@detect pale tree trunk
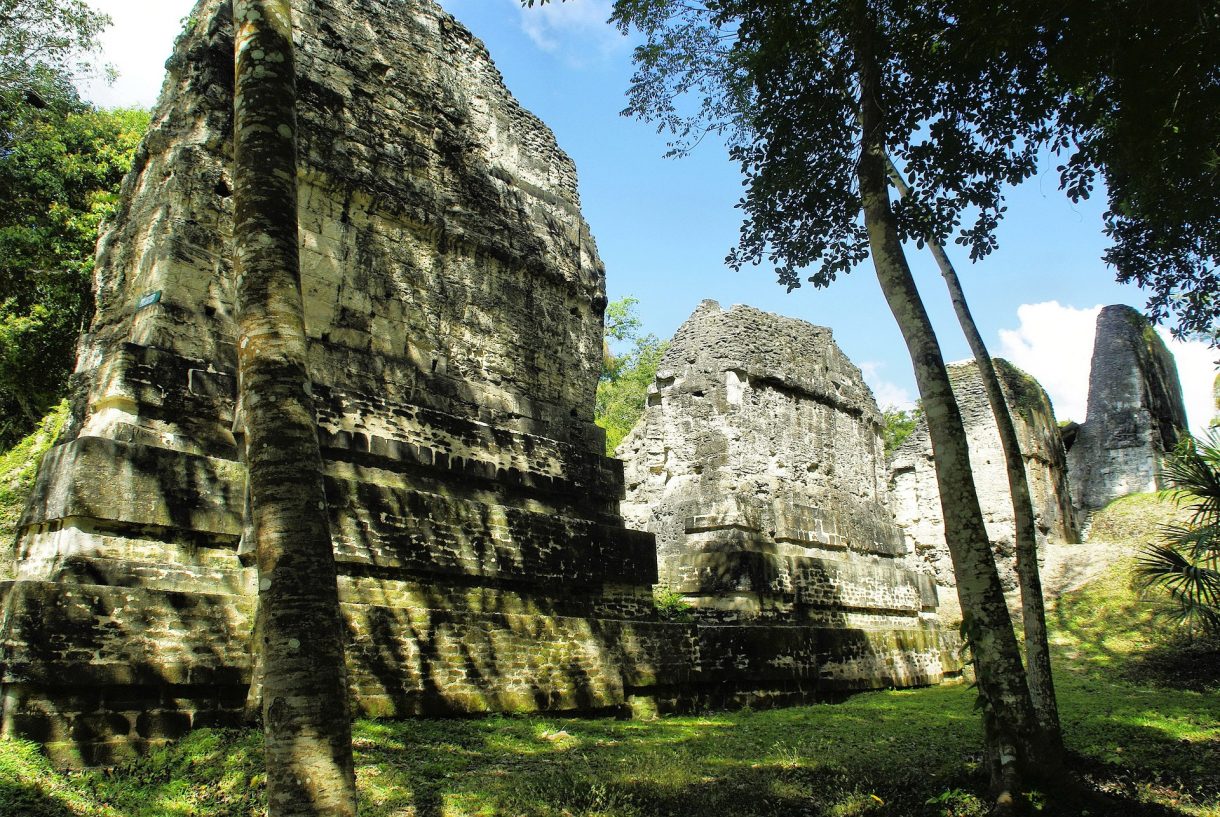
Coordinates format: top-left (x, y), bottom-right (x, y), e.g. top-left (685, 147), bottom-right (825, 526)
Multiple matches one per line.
top-left (885, 158), bottom-right (1063, 758)
top-left (852, 4), bottom-right (1038, 807)
top-left (232, 2), bottom-right (358, 815)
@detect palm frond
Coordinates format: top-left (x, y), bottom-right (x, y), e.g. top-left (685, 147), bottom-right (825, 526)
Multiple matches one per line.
top-left (1161, 432), bottom-right (1220, 525)
top-left (1143, 433), bottom-right (1220, 638)
top-left (1136, 544), bottom-right (1220, 635)
top-left (1158, 521), bottom-right (1220, 561)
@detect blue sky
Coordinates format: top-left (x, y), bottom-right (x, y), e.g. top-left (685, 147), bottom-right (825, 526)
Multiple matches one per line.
top-left (83, 0), bottom-right (1217, 429)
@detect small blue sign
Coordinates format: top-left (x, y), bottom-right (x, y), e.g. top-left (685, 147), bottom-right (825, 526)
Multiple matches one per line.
top-left (136, 290), bottom-right (162, 311)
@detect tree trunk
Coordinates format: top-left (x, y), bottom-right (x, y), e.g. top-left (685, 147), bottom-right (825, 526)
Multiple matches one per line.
top-left (885, 157), bottom-right (1064, 758)
top-left (852, 4), bottom-right (1037, 807)
top-left (232, 2), bottom-right (358, 815)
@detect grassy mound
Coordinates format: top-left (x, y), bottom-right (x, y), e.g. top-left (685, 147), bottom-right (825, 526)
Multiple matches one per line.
top-left (1086, 491), bottom-right (1191, 550)
top-left (1066, 492), bottom-right (1220, 693)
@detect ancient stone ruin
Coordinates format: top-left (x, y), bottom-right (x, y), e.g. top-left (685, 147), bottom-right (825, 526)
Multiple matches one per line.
top-left (0, 1), bottom-right (948, 765)
top-left (889, 359), bottom-right (1077, 620)
top-left (1067, 305), bottom-right (1190, 512)
top-left (618, 301), bottom-right (949, 693)
top-left (0, 0), bottom-right (672, 765)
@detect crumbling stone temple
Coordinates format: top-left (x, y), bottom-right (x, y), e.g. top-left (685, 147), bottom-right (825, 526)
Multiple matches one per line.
top-left (889, 360), bottom-right (1078, 620)
top-left (0, 0), bottom-right (949, 765)
top-left (1067, 305), bottom-right (1190, 512)
top-left (618, 302), bottom-right (951, 695)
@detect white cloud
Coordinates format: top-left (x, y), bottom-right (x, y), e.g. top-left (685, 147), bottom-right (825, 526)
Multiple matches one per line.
top-left (83, 0), bottom-right (195, 109)
top-left (997, 301), bottom-right (1099, 423)
top-left (1156, 327), bottom-right (1218, 435)
top-left (508, 0), bottom-right (625, 64)
top-left (997, 301), bottom-right (1218, 434)
top-left (859, 362), bottom-right (916, 411)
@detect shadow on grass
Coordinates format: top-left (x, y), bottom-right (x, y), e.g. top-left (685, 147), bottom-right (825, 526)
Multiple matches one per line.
top-left (1124, 638), bottom-right (1220, 693)
top-left (0, 782), bottom-right (80, 817)
top-left (351, 682), bottom-right (1213, 817)
top-left (2, 677), bottom-right (1213, 817)
top-left (0, 739), bottom-right (101, 817)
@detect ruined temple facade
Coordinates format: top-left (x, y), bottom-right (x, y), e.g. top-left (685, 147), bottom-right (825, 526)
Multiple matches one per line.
top-left (0, 1), bottom-right (946, 764)
top-left (2, 0), bottom-right (671, 764)
top-left (889, 360), bottom-right (1077, 619)
top-left (618, 302), bottom-right (949, 691)
top-left (1068, 305), bottom-right (1190, 511)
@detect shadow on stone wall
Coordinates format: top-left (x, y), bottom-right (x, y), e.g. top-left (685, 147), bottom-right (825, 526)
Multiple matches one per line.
top-left (1, 440), bottom-right (254, 765)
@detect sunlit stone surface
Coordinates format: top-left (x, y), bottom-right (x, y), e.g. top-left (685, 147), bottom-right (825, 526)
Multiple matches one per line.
top-left (889, 359), bottom-right (1078, 623)
top-left (1, 2), bottom-right (953, 765)
top-left (618, 301), bottom-right (951, 699)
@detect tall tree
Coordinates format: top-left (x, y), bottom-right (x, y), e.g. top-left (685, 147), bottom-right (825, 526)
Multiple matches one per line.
top-left (887, 158), bottom-right (1062, 757)
top-left (851, 15), bottom-right (1037, 803)
top-left (528, 0), bottom-right (1052, 804)
top-left (231, 1), bottom-right (357, 814)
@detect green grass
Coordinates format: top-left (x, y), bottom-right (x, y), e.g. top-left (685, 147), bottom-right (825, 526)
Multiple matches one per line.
top-left (1086, 491), bottom-right (1191, 551)
top-left (0, 400), bottom-right (68, 577)
top-left (1, 493), bottom-right (1216, 817)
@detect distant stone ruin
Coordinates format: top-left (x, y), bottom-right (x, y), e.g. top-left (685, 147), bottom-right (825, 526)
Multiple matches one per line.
top-left (1068, 305), bottom-right (1190, 511)
top-left (0, 1), bottom-right (947, 765)
top-left (618, 301), bottom-right (950, 695)
top-left (889, 360), bottom-right (1077, 620)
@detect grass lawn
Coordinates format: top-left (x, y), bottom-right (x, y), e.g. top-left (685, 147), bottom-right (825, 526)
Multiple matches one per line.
top-left (1, 494), bottom-right (1216, 817)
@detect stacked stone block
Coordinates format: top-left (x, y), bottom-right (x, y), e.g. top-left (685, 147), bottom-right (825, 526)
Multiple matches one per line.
top-left (0, 0), bottom-right (950, 766)
top-left (617, 301), bottom-right (951, 703)
top-left (1, 0), bottom-right (679, 765)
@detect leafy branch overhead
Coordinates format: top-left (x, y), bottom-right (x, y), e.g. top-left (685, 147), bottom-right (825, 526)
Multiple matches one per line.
top-left (0, 0), bottom-right (112, 102)
top-left (525, 0), bottom-right (1219, 341)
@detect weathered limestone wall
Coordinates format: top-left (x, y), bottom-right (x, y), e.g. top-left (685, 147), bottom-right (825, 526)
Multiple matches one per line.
top-left (1068, 305), bottom-right (1190, 511)
top-left (1, 0), bottom-right (670, 766)
top-left (889, 360), bottom-right (1077, 620)
top-left (618, 302), bottom-right (951, 693)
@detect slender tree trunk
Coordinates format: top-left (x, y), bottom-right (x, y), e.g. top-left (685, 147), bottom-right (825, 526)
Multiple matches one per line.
top-left (852, 4), bottom-right (1037, 807)
top-left (232, 2), bottom-right (358, 815)
top-left (885, 158), bottom-right (1064, 758)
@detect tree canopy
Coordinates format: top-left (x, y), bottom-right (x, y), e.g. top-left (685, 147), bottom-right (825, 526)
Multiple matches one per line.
top-left (529, 0), bottom-right (1219, 339)
top-left (0, 0), bottom-right (134, 445)
top-left (597, 297), bottom-right (666, 453)
top-left (0, 97), bottom-right (148, 444)
top-left (930, 1), bottom-right (1219, 341)
top-left (0, 0), bottom-right (111, 106)
top-left (609, 0), bottom-right (1048, 291)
